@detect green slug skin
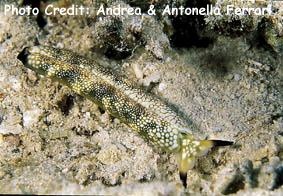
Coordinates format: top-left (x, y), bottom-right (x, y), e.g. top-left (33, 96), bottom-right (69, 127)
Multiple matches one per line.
top-left (17, 45), bottom-right (233, 187)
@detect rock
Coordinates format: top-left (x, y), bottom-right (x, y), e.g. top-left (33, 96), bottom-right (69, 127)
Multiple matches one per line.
top-left (91, 2), bottom-right (169, 59)
top-left (259, 17), bottom-right (283, 54)
top-left (132, 63), bottom-right (143, 80)
top-left (240, 159), bottom-right (257, 188)
top-left (23, 109), bottom-right (43, 128)
top-left (96, 144), bottom-right (121, 165)
top-left (214, 165), bottom-right (245, 195)
top-left (234, 74), bottom-right (241, 81)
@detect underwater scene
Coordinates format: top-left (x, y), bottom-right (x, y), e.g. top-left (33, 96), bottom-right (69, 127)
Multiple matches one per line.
top-left (0, 0), bottom-right (282, 195)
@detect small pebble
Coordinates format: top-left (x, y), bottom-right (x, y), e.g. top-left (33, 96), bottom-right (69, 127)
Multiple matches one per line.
top-left (234, 74), bottom-right (241, 81)
top-left (23, 109), bottom-right (42, 128)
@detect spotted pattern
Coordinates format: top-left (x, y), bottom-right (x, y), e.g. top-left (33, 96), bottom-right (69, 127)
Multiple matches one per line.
top-left (17, 46), bottom-right (226, 188)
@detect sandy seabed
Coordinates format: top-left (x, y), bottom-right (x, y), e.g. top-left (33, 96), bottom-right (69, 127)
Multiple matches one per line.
top-left (0, 0), bottom-right (282, 195)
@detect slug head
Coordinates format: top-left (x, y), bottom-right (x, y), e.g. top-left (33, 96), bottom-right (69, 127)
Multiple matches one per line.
top-left (17, 46), bottom-right (51, 76)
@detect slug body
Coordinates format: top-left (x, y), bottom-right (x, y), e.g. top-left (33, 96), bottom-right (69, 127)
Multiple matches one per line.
top-left (17, 46), bottom-right (232, 187)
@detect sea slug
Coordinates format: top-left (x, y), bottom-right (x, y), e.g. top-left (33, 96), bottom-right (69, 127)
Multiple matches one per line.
top-left (17, 45), bottom-right (233, 187)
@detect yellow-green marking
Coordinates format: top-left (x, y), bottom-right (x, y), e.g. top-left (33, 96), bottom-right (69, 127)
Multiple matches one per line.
top-left (17, 45), bottom-right (233, 187)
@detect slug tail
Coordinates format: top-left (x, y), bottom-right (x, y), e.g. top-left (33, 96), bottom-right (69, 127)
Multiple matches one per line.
top-left (177, 135), bottom-right (233, 188)
top-left (177, 154), bottom-right (195, 188)
top-left (210, 139), bottom-right (234, 147)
